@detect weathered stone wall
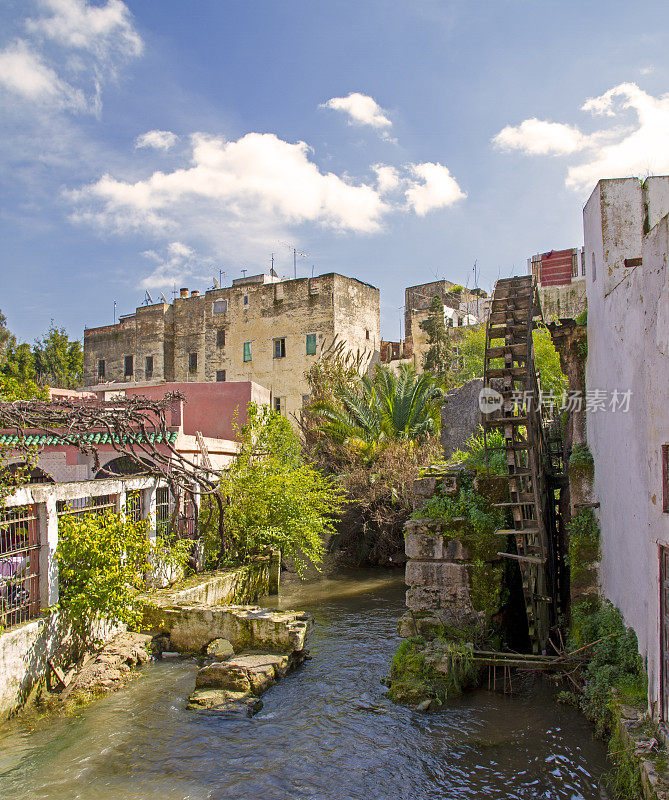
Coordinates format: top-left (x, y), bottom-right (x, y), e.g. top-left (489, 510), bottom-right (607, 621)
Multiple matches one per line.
top-left (84, 273), bottom-right (380, 424)
top-left (440, 379), bottom-right (483, 458)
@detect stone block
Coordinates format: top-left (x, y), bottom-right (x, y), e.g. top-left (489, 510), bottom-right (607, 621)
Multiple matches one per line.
top-left (205, 638), bottom-right (234, 660)
top-left (195, 663), bottom-right (252, 693)
top-left (404, 534), bottom-right (470, 562)
top-left (405, 560), bottom-right (470, 589)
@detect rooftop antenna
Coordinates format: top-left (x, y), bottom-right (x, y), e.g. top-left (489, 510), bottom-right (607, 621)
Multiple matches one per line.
top-left (279, 240), bottom-right (308, 279)
top-left (160, 291), bottom-right (168, 304)
top-left (113, 300), bottom-right (117, 325)
top-left (219, 269), bottom-right (226, 287)
top-left (241, 268), bottom-right (247, 279)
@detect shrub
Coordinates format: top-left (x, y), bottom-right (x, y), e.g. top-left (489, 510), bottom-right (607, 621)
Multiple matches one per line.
top-left (569, 443), bottom-right (594, 477)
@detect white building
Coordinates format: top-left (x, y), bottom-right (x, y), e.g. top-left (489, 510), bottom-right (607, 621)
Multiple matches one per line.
top-left (584, 177), bottom-right (669, 720)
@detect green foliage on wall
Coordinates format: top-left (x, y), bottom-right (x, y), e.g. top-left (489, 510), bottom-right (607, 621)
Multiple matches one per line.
top-left (567, 598), bottom-right (646, 737)
top-left (566, 508), bottom-right (600, 586)
top-left (412, 475), bottom-right (506, 616)
top-left (388, 637), bottom-right (479, 705)
top-left (569, 443), bottom-right (594, 477)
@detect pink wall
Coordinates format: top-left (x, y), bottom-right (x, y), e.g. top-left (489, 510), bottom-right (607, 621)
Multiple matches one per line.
top-left (123, 382), bottom-right (269, 440)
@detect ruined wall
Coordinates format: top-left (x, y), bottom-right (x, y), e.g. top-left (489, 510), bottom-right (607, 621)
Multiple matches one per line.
top-left (440, 379), bottom-right (483, 458)
top-left (584, 177), bottom-right (669, 716)
top-left (539, 281), bottom-right (586, 321)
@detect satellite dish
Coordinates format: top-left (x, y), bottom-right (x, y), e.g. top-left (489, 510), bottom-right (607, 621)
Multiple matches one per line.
top-left (213, 277), bottom-right (220, 289)
top-left (145, 290), bottom-right (153, 304)
top-left (160, 292), bottom-right (168, 304)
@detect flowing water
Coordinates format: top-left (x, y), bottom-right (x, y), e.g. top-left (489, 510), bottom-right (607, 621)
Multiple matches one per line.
top-left (0, 571), bottom-right (608, 800)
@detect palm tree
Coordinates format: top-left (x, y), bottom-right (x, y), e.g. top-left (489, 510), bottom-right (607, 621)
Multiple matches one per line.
top-left (310, 364), bottom-right (443, 460)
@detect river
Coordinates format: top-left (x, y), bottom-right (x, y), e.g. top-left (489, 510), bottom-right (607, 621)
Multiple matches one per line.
top-left (0, 571), bottom-right (608, 800)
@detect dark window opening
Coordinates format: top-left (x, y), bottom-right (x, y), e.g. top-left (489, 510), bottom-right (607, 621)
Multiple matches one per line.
top-left (216, 328), bottom-right (226, 347)
top-left (366, 329), bottom-right (370, 340)
top-left (243, 294), bottom-right (249, 306)
top-left (97, 359), bottom-right (105, 380)
top-left (216, 370), bottom-right (226, 382)
top-left (306, 333), bottom-right (317, 355)
top-left (243, 341), bottom-right (252, 362)
top-left (188, 352), bottom-right (198, 373)
top-left (145, 356), bottom-right (153, 378)
top-left (273, 338), bottom-right (286, 359)
top-left (124, 355), bottom-right (133, 377)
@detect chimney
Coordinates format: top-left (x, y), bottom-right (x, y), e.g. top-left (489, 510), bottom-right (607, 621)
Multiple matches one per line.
top-left (180, 288), bottom-right (189, 298)
top-left (191, 289), bottom-right (199, 297)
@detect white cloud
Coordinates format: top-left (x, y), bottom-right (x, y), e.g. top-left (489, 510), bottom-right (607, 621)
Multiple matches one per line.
top-left (493, 82), bottom-right (669, 192)
top-left (321, 92), bottom-right (392, 131)
top-left (493, 118), bottom-right (589, 155)
top-left (405, 162), bottom-right (466, 215)
top-left (0, 0), bottom-right (143, 116)
top-left (139, 241), bottom-right (211, 289)
top-left (374, 164), bottom-right (400, 194)
top-left (70, 131), bottom-right (391, 236)
top-left (0, 39), bottom-right (87, 110)
top-left (135, 130), bottom-right (178, 151)
top-left (26, 0), bottom-right (143, 60)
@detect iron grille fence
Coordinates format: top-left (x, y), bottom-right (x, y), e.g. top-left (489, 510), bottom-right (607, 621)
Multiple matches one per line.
top-left (156, 487), bottom-right (174, 536)
top-left (0, 504), bottom-right (40, 628)
top-left (125, 491), bottom-right (144, 523)
top-left (56, 494), bottom-right (116, 517)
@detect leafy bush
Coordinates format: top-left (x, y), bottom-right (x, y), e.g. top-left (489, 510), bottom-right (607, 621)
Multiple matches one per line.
top-left (57, 511), bottom-right (157, 633)
top-left (447, 426), bottom-right (508, 476)
top-left (569, 443), bottom-right (594, 476)
top-left (568, 598), bottom-right (646, 736)
top-left (202, 404), bottom-right (346, 575)
top-left (566, 509), bottom-right (600, 586)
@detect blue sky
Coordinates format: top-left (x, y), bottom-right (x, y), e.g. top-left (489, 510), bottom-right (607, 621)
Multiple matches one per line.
top-left (2, 0), bottom-right (669, 343)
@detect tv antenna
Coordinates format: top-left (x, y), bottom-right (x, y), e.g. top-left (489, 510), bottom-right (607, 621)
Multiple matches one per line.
top-left (219, 269), bottom-right (226, 287)
top-left (241, 268), bottom-right (247, 279)
top-left (279, 241), bottom-right (308, 279)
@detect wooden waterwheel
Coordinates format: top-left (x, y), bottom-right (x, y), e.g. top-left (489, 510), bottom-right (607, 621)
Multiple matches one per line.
top-left (483, 275), bottom-right (564, 653)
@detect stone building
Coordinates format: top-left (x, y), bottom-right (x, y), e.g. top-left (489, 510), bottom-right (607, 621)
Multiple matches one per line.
top-left (83, 273), bottom-right (380, 422)
top-left (583, 176), bottom-right (669, 721)
top-left (527, 247), bottom-right (587, 320)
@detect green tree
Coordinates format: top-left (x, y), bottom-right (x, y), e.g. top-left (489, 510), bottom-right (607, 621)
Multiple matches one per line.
top-left (447, 324), bottom-right (567, 398)
top-left (0, 309), bottom-right (45, 401)
top-left (310, 364), bottom-right (443, 462)
top-left (204, 404), bottom-right (346, 573)
top-left (34, 322), bottom-right (83, 389)
top-left (419, 295), bottom-right (451, 374)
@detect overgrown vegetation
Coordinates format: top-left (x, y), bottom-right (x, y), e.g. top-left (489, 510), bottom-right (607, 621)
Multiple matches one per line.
top-left (56, 509), bottom-right (190, 635)
top-left (201, 403), bottom-right (346, 574)
top-left (419, 295), bottom-right (451, 374)
top-left (412, 472), bottom-right (506, 616)
top-left (569, 443), bottom-right (594, 477)
top-left (426, 426), bottom-right (509, 477)
top-left (565, 598), bottom-right (647, 737)
top-left (566, 509), bottom-right (600, 587)
top-left (388, 636), bottom-right (480, 705)
top-left (302, 350), bottom-right (444, 566)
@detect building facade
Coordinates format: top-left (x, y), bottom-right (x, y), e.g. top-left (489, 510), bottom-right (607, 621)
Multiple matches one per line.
top-left (527, 247), bottom-right (587, 319)
top-left (584, 176), bottom-right (669, 720)
top-left (84, 273), bottom-right (380, 422)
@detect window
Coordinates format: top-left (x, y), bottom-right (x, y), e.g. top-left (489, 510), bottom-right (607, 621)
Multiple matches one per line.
top-left (581, 250), bottom-right (586, 276)
top-left (243, 341), bottom-right (252, 362)
top-left (571, 251), bottom-right (578, 278)
top-left (213, 299), bottom-right (227, 314)
top-left (592, 252), bottom-right (596, 282)
top-left (216, 328), bottom-right (226, 347)
top-left (216, 370), bottom-right (226, 382)
top-left (663, 445), bottom-right (669, 513)
top-left (306, 333), bottom-right (317, 356)
top-left (124, 355), bottom-right (133, 377)
top-left (243, 294), bottom-right (249, 306)
top-left (145, 356), bottom-right (153, 378)
top-left (188, 352), bottom-right (197, 373)
top-left (274, 396), bottom-right (286, 415)
top-left (366, 329), bottom-right (370, 340)
top-left (273, 337), bottom-right (286, 359)
top-left (97, 358), bottom-right (105, 380)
